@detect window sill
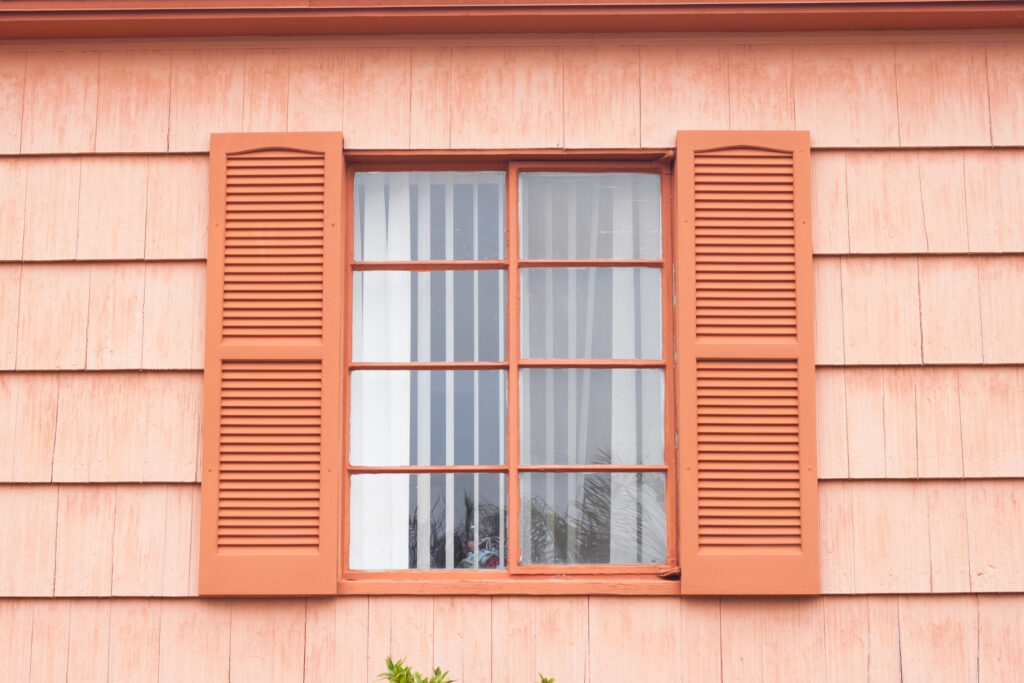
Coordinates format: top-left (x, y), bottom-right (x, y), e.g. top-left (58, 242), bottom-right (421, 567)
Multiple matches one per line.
top-left (337, 576), bottom-right (680, 596)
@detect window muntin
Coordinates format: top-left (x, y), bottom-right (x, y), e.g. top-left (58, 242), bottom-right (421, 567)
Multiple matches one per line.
top-left (344, 161), bottom-right (675, 578)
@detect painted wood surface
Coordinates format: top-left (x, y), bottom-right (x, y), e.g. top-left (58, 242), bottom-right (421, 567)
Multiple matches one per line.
top-left (5, 257), bottom-right (1022, 371)
top-left (4, 150), bottom-right (1024, 263)
top-left (2, 29), bottom-right (1024, 683)
top-left (0, 37), bottom-right (1022, 153)
top-left (817, 366), bottom-right (1024, 480)
top-left (0, 155), bottom-right (209, 262)
top-left (815, 255), bottom-right (1024, 365)
top-left (1, 378), bottom-right (1022, 489)
top-left (0, 263), bottom-right (205, 371)
top-left (1, 595), bottom-right (1019, 682)
top-left (1, 480), bottom-right (1022, 597)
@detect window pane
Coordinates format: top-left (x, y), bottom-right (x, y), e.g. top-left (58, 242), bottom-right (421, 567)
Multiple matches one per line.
top-left (520, 472), bottom-right (665, 565)
top-left (520, 268), bottom-right (660, 359)
top-left (354, 171), bottom-right (505, 261)
top-left (353, 270), bottom-right (506, 362)
top-left (519, 172), bottom-right (661, 260)
top-left (351, 370), bottom-right (506, 466)
top-left (520, 369), bottom-right (663, 466)
top-left (350, 473), bottom-right (507, 570)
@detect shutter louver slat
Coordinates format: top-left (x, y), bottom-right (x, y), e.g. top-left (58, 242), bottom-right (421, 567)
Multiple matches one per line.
top-left (677, 131), bottom-right (819, 595)
top-left (695, 148), bottom-right (797, 342)
top-left (200, 132), bottom-right (342, 596)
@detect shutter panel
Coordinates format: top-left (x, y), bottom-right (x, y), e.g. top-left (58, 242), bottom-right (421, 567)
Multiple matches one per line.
top-left (200, 132), bottom-right (343, 595)
top-left (675, 131), bottom-right (819, 594)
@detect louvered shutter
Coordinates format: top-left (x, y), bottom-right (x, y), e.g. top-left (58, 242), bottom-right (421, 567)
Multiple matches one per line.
top-left (675, 131), bottom-right (819, 594)
top-left (200, 132), bottom-right (342, 595)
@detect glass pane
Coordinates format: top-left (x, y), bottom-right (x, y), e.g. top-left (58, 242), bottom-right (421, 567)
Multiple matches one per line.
top-left (520, 369), bottom-right (663, 466)
top-left (351, 370), bottom-right (506, 466)
top-left (520, 268), bottom-right (660, 359)
top-left (520, 172), bottom-right (661, 260)
top-left (353, 270), bottom-right (505, 362)
top-left (350, 473), bottom-right (507, 570)
top-left (354, 171), bottom-right (505, 261)
top-left (520, 472), bottom-right (666, 565)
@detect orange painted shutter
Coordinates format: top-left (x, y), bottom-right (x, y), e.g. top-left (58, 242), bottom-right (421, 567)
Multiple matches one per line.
top-left (200, 132), bottom-right (342, 595)
top-left (675, 131), bottom-right (819, 594)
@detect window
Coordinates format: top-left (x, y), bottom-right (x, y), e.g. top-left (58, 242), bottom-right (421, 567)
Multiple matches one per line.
top-left (344, 163), bottom-right (675, 579)
top-left (198, 131), bottom-right (819, 597)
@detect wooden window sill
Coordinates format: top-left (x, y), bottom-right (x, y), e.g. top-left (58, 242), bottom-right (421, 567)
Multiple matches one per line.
top-left (338, 577), bottom-right (680, 596)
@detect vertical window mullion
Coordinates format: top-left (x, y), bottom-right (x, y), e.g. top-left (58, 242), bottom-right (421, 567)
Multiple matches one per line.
top-left (507, 163), bottom-right (522, 572)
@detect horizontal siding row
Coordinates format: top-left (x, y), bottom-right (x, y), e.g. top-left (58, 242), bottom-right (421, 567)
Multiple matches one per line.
top-left (2, 150), bottom-right (1024, 264)
top-left (0, 155), bottom-right (207, 262)
top-left (812, 150), bottom-right (1024, 255)
top-left (815, 255), bottom-right (1024, 365)
top-left (4, 256), bottom-right (1022, 371)
top-left (1, 480), bottom-right (1022, 597)
top-left (0, 594), bottom-right (1021, 682)
top-left (0, 262), bottom-right (205, 370)
top-left (0, 485), bottom-right (198, 598)
top-left (0, 372), bottom-right (202, 483)
top-left (2, 367), bottom-right (1021, 484)
top-left (1, 40), bottom-right (1024, 153)
top-left (816, 366), bottom-right (1024, 479)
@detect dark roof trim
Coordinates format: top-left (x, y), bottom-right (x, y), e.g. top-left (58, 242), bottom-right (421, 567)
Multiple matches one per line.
top-left (3, 2), bottom-right (1024, 39)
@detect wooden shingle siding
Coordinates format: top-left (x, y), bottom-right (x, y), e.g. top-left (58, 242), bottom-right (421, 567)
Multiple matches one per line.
top-left (20, 51), bottom-right (99, 154)
top-left (168, 49), bottom-right (246, 153)
top-left (286, 47), bottom-right (345, 134)
top-left (3, 38), bottom-right (1024, 153)
top-left (0, 155), bottom-right (209, 262)
top-left (0, 484), bottom-right (199, 598)
top-left (2, 367), bottom-right (1018, 485)
top-left (8, 257), bottom-right (1024, 371)
top-left (450, 46), bottom-right (562, 149)
top-left (2, 481), bottom-right (1023, 596)
top-left (0, 28), bottom-right (1022, 678)
top-left (811, 149), bottom-right (1024, 255)
top-left (0, 52), bottom-right (25, 155)
top-left (817, 367), bottom-right (1024, 479)
top-left (563, 46), bottom-right (641, 148)
top-left (0, 263), bottom-right (205, 371)
top-left (0, 373), bottom-right (200, 483)
top-left (986, 42), bottom-right (1024, 146)
top-left (814, 255), bottom-right (1024, 365)
top-left (1, 595), bottom-right (1022, 681)
top-left (95, 50), bottom-right (172, 154)
top-left (4, 151), bottom-right (1024, 263)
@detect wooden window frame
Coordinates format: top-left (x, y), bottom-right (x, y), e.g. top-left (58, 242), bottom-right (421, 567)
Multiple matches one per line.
top-left (200, 134), bottom-right (818, 597)
top-left (338, 151), bottom-right (681, 596)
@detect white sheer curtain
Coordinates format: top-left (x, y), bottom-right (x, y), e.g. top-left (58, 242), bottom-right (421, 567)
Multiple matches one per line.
top-left (350, 172), bottom-right (506, 570)
top-left (519, 172), bottom-right (666, 565)
top-left (351, 172), bottom-right (411, 570)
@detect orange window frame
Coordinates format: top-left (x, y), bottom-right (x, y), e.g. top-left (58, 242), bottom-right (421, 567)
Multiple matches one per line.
top-left (338, 154), bottom-right (679, 594)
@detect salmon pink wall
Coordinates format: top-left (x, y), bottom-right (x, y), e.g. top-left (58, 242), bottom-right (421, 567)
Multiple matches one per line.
top-left (1, 31), bottom-right (1023, 681)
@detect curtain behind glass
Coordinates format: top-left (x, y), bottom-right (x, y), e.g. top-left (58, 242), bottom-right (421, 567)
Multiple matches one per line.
top-left (350, 171), bottom-right (507, 570)
top-left (518, 171), bottom-right (665, 565)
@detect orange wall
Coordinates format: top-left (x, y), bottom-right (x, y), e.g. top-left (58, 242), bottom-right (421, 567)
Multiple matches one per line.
top-left (1, 31), bottom-right (1023, 682)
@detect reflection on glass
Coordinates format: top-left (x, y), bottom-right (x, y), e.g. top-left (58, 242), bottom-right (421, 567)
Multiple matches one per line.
top-left (351, 370), bottom-right (506, 467)
top-left (520, 369), bottom-right (663, 466)
top-left (520, 172), bottom-right (661, 260)
top-left (350, 473), bottom-right (507, 570)
top-left (520, 472), bottom-right (666, 565)
top-left (521, 268), bottom-right (661, 359)
top-left (353, 270), bottom-right (506, 362)
top-left (354, 171), bottom-right (505, 261)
